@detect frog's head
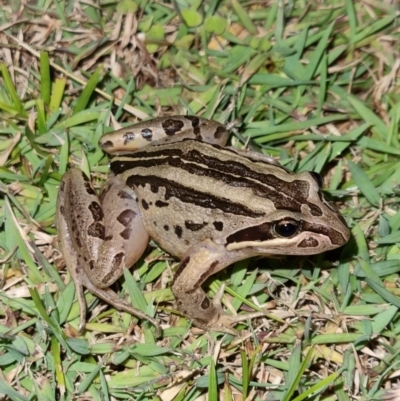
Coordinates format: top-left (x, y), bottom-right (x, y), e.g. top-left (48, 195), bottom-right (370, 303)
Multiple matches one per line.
top-left (225, 171), bottom-right (350, 256)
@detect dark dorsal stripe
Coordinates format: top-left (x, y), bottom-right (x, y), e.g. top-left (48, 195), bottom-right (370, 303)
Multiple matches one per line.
top-left (126, 174), bottom-right (265, 218)
top-left (110, 142), bottom-right (323, 216)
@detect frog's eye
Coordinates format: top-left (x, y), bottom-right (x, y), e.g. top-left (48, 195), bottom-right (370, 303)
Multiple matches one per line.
top-left (274, 220), bottom-right (299, 238)
top-left (309, 171), bottom-right (323, 188)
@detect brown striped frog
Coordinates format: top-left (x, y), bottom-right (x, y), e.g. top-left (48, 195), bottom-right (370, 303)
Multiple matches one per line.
top-left (57, 116), bottom-right (350, 336)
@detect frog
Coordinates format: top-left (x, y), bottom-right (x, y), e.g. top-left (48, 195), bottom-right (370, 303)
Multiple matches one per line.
top-left (56, 116), bottom-right (350, 336)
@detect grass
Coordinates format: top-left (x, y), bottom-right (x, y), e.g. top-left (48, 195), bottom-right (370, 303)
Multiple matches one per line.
top-left (0, 0), bottom-right (400, 400)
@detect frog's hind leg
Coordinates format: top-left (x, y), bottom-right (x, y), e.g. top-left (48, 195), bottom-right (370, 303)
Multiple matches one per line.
top-left (79, 274), bottom-right (161, 337)
top-left (57, 169), bottom-right (158, 335)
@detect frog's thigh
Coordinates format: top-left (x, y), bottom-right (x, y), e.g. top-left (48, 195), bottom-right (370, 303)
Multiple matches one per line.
top-left (93, 175), bottom-right (150, 288)
top-left (56, 180), bottom-right (87, 333)
top-left (171, 240), bottom-right (240, 327)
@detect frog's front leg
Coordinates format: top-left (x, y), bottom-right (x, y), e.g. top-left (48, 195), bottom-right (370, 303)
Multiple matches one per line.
top-left (171, 240), bottom-right (264, 334)
top-left (57, 168), bottom-right (161, 336)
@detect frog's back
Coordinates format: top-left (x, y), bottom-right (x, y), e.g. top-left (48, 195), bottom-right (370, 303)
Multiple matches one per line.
top-left (109, 139), bottom-right (348, 258)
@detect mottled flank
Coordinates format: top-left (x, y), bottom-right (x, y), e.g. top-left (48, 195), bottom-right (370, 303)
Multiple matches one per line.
top-left (162, 118), bottom-right (185, 136)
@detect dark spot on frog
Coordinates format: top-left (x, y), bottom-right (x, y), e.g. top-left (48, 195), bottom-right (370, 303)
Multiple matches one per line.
top-left (102, 252), bottom-right (123, 284)
top-left (214, 126), bottom-right (226, 139)
top-left (111, 252), bottom-right (124, 269)
top-left (59, 205), bottom-right (65, 216)
top-left (141, 128), bottom-right (153, 141)
top-left (89, 260), bottom-right (95, 270)
top-left (75, 267), bottom-right (81, 274)
top-left (84, 181), bottom-right (96, 196)
top-left (200, 297), bottom-right (210, 310)
top-left (213, 221), bottom-right (223, 231)
top-left (142, 199), bottom-right (149, 210)
top-left (193, 126), bottom-right (202, 139)
top-left (162, 118), bottom-right (185, 136)
top-left (301, 221), bottom-right (347, 246)
top-left (155, 200), bottom-right (169, 208)
top-left (163, 225), bottom-right (169, 231)
top-left (89, 201), bottom-right (104, 222)
top-left (173, 255), bottom-right (191, 283)
top-left (123, 132), bottom-right (135, 145)
top-left (104, 234), bottom-right (113, 241)
top-left (81, 172), bottom-right (90, 182)
top-left (186, 116), bottom-right (200, 127)
top-left (120, 227), bottom-right (132, 240)
top-left (185, 220), bottom-right (207, 231)
top-left (100, 140), bottom-right (114, 149)
top-left (174, 225), bottom-right (183, 238)
top-left (117, 210), bottom-right (136, 240)
top-left (153, 221), bottom-right (157, 226)
top-left (298, 237), bottom-right (319, 248)
top-left (87, 221), bottom-right (105, 239)
top-left (117, 209), bottom-right (136, 227)
top-left (60, 181), bottom-right (65, 191)
top-left (74, 233), bottom-right (82, 248)
top-left (117, 190), bottom-right (134, 200)
top-left (226, 222), bottom-right (274, 244)
top-left (191, 261), bottom-right (219, 292)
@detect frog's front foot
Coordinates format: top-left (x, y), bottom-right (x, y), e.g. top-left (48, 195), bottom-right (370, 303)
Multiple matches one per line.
top-left (192, 284), bottom-right (265, 335)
